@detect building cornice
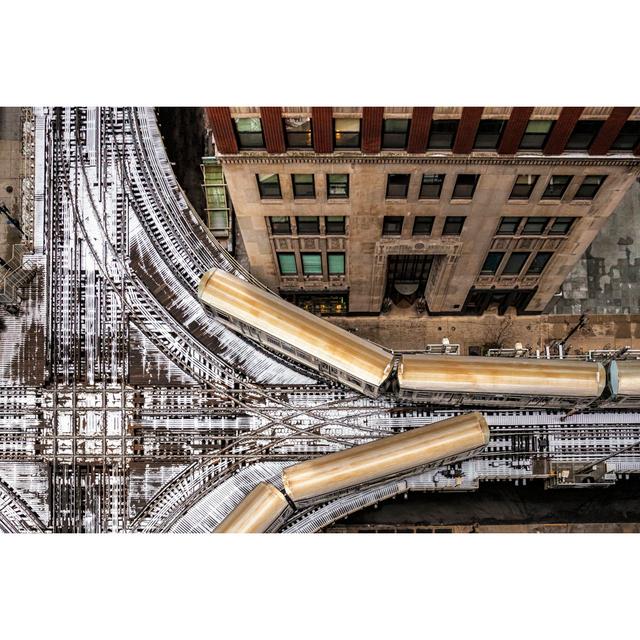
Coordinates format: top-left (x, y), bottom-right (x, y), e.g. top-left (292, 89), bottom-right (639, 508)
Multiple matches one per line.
top-left (217, 153), bottom-right (640, 170)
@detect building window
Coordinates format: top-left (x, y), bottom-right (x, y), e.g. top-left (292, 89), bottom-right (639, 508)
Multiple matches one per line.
top-left (566, 120), bottom-right (605, 150)
top-left (412, 216), bottom-right (434, 235)
top-left (233, 117), bottom-right (264, 148)
top-left (281, 292), bottom-right (349, 316)
top-left (291, 174), bottom-right (315, 198)
top-left (419, 174), bottom-right (445, 199)
top-left (574, 175), bottom-right (606, 199)
top-left (296, 216), bottom-right (320, 235)
top-left (496, 217), bottom-right (522, 235)
top-left (443, 216), bottom-right (466, 235)
top-left (502, 252), bottom-right (530, 275)
top-left (522, 217), bottom-right (548, 235)
top-left (325, 216), bottom-right (346, 235)
top-left (611, 120), bottom-right (640, 151)
top-left (301, 253), bottom-right (323, 275)
top-left (549, 217), bottom-right (576, 235)
top-left (480, 252), bottom-right (505, 275)
top-left (327, 174), bottom-right (349, 198)
top-left (386, 174), bottom-right (411, 198)
top-left (284, 117), bottom-right (312, 148)
top-left (382, 216), bottom-right (404, 235)
top-left (328, 253), bottom-right (346, 275)
top-left (527, 252), bottom-right (553, 275)
top-left (269, 216), bottom-right (291, 235)
top-left (256, 174), bottom-right (281, 198)
top-left (509, 174), bottom-right (539, 200)
top-left (382, 119), bottom-right (410, 148)
top-left (277, 252), bottom-right (297, 275)
top-left (542, 175), bottom-right (572, 199)
top-left (452, 174), bottom-right (479, 199)
top-left (474, 119), bottom-right (506, 149)
top-left (334, 118), bottom-right (361, 148)
top-left (428, 119), bottom-right (459, 149)
top-left (520, 120), bottom-right (554, 149)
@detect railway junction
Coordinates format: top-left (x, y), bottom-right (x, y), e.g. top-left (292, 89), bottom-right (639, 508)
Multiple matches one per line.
top-left (1, 107), bottom-right (640, 533)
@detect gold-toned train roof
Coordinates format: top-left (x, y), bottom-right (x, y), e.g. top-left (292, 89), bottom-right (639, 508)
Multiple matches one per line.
top-left (610, 360), bottom-right (640, 397)
top-left (214, 482), bottom-right (288, 533)
top-left (398, 354), bottom-right (606, 398)
top-left (282, 412), bottom-right (489, 504)
top-left (199, 269), bottom-right (393, 387)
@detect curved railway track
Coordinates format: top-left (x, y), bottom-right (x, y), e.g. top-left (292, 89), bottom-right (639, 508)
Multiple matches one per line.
top-left (5, 105), bottom-right (638, 533)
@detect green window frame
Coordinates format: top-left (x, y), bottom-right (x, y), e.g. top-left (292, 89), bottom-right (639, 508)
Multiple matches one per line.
top-left (327, 174), bottom-right (349, 198)
top-left (277, 252), bottom-right (297, 275)
top-left (301, 253), bottom-right (323, 275)
top-left (256, 174), bottom-right (281, 198)
top-left (328, 253), bottom-right (346, 275)
top-left (292, 174), bottom-right (315, 198)
top-left (234, 117), bottom-right (264, 148)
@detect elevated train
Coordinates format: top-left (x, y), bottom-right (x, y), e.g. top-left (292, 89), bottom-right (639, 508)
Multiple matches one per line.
top-left (215, 412), bottom-right (490, 533)
top-left (198, 269), bottom-right (639, 410)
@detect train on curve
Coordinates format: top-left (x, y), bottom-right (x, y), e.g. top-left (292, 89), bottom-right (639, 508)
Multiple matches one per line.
top-left (198, 269), bottom-right (640, 411)
top-left (215, 412), bottom-right (490, 533)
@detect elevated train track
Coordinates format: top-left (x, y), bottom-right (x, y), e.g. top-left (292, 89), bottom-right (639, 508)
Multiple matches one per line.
top-left (2, 106), bottom-right (640, 532)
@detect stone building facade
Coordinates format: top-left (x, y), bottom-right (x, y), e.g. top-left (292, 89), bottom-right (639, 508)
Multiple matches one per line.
top-left (206, 106), bottom-right (640, 315)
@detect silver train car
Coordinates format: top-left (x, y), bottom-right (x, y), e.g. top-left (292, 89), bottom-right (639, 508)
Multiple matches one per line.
top-left (215, 483), bottom-right (289, 534)
top-left (199, 268), bottom-right (393, 397)
top-left (214, 412), bottom-right (490, 533)
top-left (197, 269), bottom-right (628, 410)
top-left (281, 412), bottom-right (489, 506)
top-left (397, 354), bottom-right (607, 411)
top-left (601, 360), bottom-right (640, 408)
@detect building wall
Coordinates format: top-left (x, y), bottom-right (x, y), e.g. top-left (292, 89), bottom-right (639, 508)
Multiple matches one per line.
top-left (210, 107), bottom-right (640, 315)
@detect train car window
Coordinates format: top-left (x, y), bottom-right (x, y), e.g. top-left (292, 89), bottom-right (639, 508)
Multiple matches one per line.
top-left (566, 120), bottom-right (605, 150)
top-left (296, 216), bottom-right (320, 234)
top-left (382, 118), bottom-right (410, 149)
top-left (480, 252), bottom-right (505, 275)
top-left (292, 174), bottom-right (315, 199)
top-left (502, 251), bottom-right (530, 275)
top-left (334, 118), bottom-right (361, 148)
top-left (428, 119), bottom-right (459, 149)
top-left (541, 175), bottom-right (572, 199)
top-left (327, 174), bottom-right (349, 198)
top-left (284, 117), bottom-right (313, 148)
top-left (519, 119), bottom-right (554, 149)
top-left (277, 252), bottom-right (297, 275)
top-left (548, 217), bottom-right (576, 235)
top-left (522, 217), bottom-right (549, 235)
top-left (496, 216), bottom-right (522, 235)
top-left (419, 174), bottom-right (445, 199)
top-left (386, 174), bottom-right (411, 199)
top-left (611, 120), bottom-right (640, 150)
top-left (412, 216), bottom-right (434, 235)
top-left (233, 117), bottom-right (265, 148)
top-left (442, 216), bottom-right (466, 235)
top-left (269, 216), bottom-right (291, 235)
top-left (328, 252), bottom-right (346, 275)
top-left (474, 119), bottom-right (506, 149)
top-left (509, 174), bottom-right (539, 200)
top-left (325, 216), bottom-right (346, 235)
top-left (574, 175), bottom-right (606, 199)
top-left (526, 251), bottom-right (553, 275)
top-left (382, 216), bottom-right (404, 235)
top-left (256, 174), bottom-right (282, 198)
top-left (301, 253), bottom-right (323, 275)
top-left (451, 174), bottom-right (479, 199)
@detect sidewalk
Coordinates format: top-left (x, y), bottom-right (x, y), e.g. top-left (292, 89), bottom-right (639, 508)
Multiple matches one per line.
top-left (328, 310), bottom-right (640, 355)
